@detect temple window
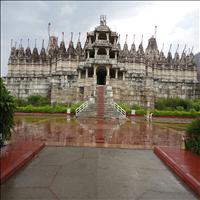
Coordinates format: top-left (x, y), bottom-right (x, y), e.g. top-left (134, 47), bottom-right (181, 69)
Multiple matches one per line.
top-left (88, 67), bottom-right (94, 77)
top-left (110, 51), bottom-right (115, 58)
top-left (89, 50), bottom-right (95, 58)
top-left (98, 33), bottom-right (107, 40)
top-left (110, 68), bottom-right (115, 79)
top-left (97, 48), bottom-right (107, 55)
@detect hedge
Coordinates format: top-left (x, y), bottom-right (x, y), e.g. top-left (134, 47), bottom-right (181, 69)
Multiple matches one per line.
top-left (16, 102), bottom-right (83, 114)
top-left (186, 119), bottom-right (200, 155)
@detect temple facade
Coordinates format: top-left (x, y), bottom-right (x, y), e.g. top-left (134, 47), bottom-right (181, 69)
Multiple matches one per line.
top-left (4, 16), bottom-right (200, 108)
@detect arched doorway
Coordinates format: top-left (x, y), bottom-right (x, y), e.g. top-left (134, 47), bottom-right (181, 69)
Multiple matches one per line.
top-left (97, 66), bottom-right (107, 85)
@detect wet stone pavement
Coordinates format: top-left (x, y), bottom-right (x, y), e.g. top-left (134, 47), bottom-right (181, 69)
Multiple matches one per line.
top-left (12, 115), bottom-right (186, 149)
top-left (1, 147), bottom-right (198, 200)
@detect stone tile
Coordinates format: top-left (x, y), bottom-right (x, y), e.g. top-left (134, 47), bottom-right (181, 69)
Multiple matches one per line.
top-left (1, 187), bottom-right (55, 200)
top-left (29, 146), bottom-right (83, 166)
top-left (3, 165), bottom-right (59, 188)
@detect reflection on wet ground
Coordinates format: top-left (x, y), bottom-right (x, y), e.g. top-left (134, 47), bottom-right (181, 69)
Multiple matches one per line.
top-left (11, 115), bottom-right (187, 149)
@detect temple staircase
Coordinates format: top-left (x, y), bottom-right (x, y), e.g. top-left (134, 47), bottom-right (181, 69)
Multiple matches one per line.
top-left (76, 86), bottom-right (126, 119)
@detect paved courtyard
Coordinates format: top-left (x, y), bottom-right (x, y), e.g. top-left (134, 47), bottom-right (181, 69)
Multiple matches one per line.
top-left (1, 147), bottom-right (198, 200)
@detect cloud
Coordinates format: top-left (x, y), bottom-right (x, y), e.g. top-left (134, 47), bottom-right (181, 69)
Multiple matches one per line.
top-left (1, 1), bottom-right (200, 76)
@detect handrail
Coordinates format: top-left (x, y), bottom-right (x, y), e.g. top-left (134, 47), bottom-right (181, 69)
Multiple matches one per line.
top-left (113, 102), bottom-right (126, 118)
top-left (75, 101), bottom-right (89, 116)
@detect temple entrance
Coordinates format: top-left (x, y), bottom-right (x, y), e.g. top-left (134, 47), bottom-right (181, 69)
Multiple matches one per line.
top-left (97, 66), bottom-right (107, 85)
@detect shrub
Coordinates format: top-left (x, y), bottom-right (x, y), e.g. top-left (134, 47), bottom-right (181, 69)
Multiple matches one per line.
top-left (155, 97), bottom-right (193, 111)
top-left (176, 106), bottom-right (184, 111)
top-left (16, 98), bottom-right (28, 106)
top-left (191, 101), bottom-right (200, 111)
top-left (135, 109), bottom-right (146, 115)
top-left (186, 119), bottom-right (200, 155)
top-left (70, 102), bottom-right (83, 114)
top-left (27, 95), bottom-right (49, 106)
top-left (0, 78), bottom-right (16, 147)
top-left (117, 102), bottom-right (131, 114)
top-left (131, 103), bottom-right (141, 110)
top-left (16, 105), bottom-right (67, 113)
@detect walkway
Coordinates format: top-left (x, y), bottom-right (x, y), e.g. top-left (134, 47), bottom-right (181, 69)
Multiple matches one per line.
top-left (1, 147), bottom-right (198, 200)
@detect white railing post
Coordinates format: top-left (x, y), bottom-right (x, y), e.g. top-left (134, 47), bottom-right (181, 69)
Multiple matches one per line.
top-left (112, 102), bottom-right (127, 118)
top-left (75, 101), bottom-right (89, 116)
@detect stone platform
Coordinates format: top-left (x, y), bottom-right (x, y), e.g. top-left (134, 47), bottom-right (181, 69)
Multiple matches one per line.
top-left (154, 146), bottom-right (200, 196)
top-left (0, 140), bottom-right (44, 183)
top-left (1, 147), bottom-right (198, 200)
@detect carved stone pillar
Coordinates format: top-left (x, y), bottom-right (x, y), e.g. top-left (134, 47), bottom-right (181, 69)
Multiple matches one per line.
top-left (93, 65), bottom-right (97, 77)
top-left (78, 70), bottom-right (81, 79)
top-left (89, 37), bottom-right (92, 44)
top-left (87, 51), bottom-right (89, 59)
top-left (106, 48), bottom-right (109, 56)
top-left (107, 66), bottom-right (110, 77)
top-left (115, 69), bottom-right (118, 79)
top-left (96, 33), bottom-right (99, 41)
top-left (115, 52), bottom-right (117, 59)
top-left (86, 67), bottom-right (88, 78)
top-left (106, 33), bottom-right (109, 41)
top-left (95, 48), bottom-right (98, 58)
top-left (114, 37), bottom-right (117, 45)
top-left (123, 72), bottom-right (125, 80)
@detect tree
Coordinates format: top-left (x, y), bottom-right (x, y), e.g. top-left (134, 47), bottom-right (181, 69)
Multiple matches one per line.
top-left (0, 78), bottom-right (16, 147)
top-left (186, 119), bottom-right (200, 155)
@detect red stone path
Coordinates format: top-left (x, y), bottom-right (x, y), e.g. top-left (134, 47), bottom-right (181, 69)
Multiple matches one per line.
top-left (0, 140), bottom-right (44, 183)
top-left (96, 86), bottom-right (105, 143)
top-left (154, 146), bottom-right (200, 196)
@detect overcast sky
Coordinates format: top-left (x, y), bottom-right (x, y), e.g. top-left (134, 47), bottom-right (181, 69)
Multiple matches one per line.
top-left (1, 1), bottom-right (200, 76)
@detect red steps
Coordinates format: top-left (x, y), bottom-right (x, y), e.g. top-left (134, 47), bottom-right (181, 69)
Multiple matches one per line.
top-left (96, 86), bottom-right (105, 143)
top-left (97, 86), bottom-right (105, 118)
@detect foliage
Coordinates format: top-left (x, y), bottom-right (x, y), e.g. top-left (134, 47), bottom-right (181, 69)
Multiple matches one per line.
top-left (16, 102), bottom-right (83, 114)
top-left (131, 103), bottom-right (141, 110)
top-left (16, 105), bottom-right (67, 113)
top-left (186, 119), bottom-right (200, 155)
top-left (155, 97), bottom-right (192, 111)
top-left (152, 110), bottom-right (200, 117)
top-left (27, 95), bottom-right (49, 106)
top-left (0, 78), bottom-right (16, 147)
top-left (15, 98), bottom-right (28, 107)
top-left (70, 102), bottom-right (83, 114)
top-left (176, 106), bottom-right (184, 111)
top-left (117, 102), bottom-right (131, 114)
top-left (135, 110), bottom-right (146, 115)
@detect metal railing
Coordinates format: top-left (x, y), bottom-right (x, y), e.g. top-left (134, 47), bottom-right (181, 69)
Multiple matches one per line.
top-left (75, 101), bottom-right (89, 116)
top-left (113, 102), bottom-right (127, 118)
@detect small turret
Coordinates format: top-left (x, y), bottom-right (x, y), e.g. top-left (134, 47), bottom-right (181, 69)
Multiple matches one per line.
top-left (187, 47), bottom-right (195, 66)
top-left (8, 39), bottom-right (17, 64)
top-left (166, 44), bottom-right (172, 65)
top-left (158, 43), bottom-right (166, 65)
top-left (130, 34), bottom-right (136, 55)
top-left (66, 32), bottom-right (77, 59)
top-left (121, 34), bottom-right (130, 60)
top-left (137, 35), bottom-right (145, 57)
top-left (76, 32), bottom-right (83, 56)
top-left (25, 39), bottom-right (32, 62)
top-left (58, 32), bottom-right (67, 58)
top-left (173, 44), bottom-right (180, 66)
top-left (18, 39), bottom-right (25, 60)
top-left (40, 39), bottom-right (47, 62)
top-left (32, 39), bottom-right (40, 62)
top-left (180, 45), bottom-right (187, 66)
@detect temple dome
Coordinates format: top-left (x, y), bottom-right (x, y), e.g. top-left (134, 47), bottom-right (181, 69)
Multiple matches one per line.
top-left (95, 24), bottom-right (110, 32)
